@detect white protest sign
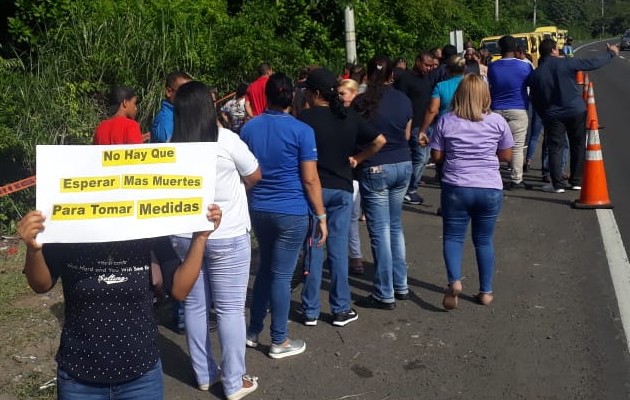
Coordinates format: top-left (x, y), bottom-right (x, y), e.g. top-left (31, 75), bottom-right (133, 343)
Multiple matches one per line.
top-left (35, 143), bottom-right (217, 244)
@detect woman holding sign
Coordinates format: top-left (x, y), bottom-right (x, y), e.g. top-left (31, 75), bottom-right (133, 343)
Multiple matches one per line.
top-left (17, 205), bottom-right (222, 400)
top-left (170, 81), bottom-right (262, 400)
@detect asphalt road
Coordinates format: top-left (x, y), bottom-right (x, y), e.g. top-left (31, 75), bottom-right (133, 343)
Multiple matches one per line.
top-left (159, 48), bottom-right (630, 400)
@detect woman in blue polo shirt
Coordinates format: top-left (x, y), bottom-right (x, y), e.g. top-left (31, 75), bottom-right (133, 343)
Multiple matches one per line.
top-left (240, 72), bottom-right (327, 359)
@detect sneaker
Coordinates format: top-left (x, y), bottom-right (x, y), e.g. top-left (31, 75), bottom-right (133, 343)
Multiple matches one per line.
top-left (570, 185), bottom-right (582, 190)
top-left (226, 375), bottom-right (259, 400)
top-left (332, 308), bottom-right (359, 326)
top-left (394, 292), bottom-right (410, 300)
top-left (303, 316), bottom-right (318, 326)
top-left (355, 295), bottom-right (396, 310)
top-left (541, 183), bottom-right (565, 193)
top-left (269, 338), bottom-right (306, 359)
top-left (403, 192), bottom-right (424, 205)
top-left (245, 331), bottom-right (259, 348)
top-left (507, 181), bottom-right (531, 190)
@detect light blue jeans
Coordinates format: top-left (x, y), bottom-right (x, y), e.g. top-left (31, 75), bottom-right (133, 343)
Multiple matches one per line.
top-left (57, 360), bottom-right (163, 400)
top-left (302, 188), bottom-right (353, 317)
top-left (441, 185), bottom-right (502, 293)
top-left (359, 161), bottom-right (412, 302)
top-left (171, 234), bottom-right (251, 397)
top-left (249, 212), bottom-right (309, 344)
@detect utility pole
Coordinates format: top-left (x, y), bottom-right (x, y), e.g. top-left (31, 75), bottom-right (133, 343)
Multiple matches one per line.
top-left (344, 5), bottom-right (357, 64)
top-left (495, 0), bottom-right (499, 21)
top-left (533, 0), bottom-right (537, 28)
top-left (601, 0), bottom-right (605, 38)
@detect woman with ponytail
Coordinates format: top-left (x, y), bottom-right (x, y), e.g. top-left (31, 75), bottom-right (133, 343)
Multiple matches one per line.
top-left (352, 56), bottom-right (414, 310)
top-left (297, 68), bottom-right (386, 326)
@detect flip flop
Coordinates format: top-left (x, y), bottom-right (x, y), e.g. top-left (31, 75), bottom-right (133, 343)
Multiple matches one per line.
top-left (474, 292), bottom-right (494, 306)
top-left (442, 282), bottom-right (462, 310)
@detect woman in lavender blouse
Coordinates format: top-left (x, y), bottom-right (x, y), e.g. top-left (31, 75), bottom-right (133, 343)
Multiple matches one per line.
top-left (429, 74), bottom-right (514, 310)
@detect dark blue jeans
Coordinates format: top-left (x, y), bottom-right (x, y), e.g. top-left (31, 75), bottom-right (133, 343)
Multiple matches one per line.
top-left (56, 360), bottom-right (163, 400)
top-left (302, 188), bottom-right (353, 317)
top-left (249, 211), bottom-right (309, 345)
top-left (441, 185), bottom-right (502, 293)
top-left (359, 161), bottom-right (412, 302)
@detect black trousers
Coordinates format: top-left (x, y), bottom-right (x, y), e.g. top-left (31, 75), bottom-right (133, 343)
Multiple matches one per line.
top-left (542, 112), bottom-right (586, 188)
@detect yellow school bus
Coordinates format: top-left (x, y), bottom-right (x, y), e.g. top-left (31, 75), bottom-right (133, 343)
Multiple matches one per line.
top-left (479, 32), bottom-right (542, 67)
top-left (535, 26), bottom-right (560, 44)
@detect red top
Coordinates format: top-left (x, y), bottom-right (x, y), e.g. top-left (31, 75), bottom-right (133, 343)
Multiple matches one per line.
top-left (93, 116), bottom-right (143, 145)
top-left (245, 76), bottom-right (269, 116)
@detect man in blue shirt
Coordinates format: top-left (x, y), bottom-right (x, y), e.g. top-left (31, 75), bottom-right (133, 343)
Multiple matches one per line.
top-left (151, 71), bottom-right (192, 143)
top-left (530, 39), bottom-right (618, 193)
top-left (488, 35), bottom-right (534, 190)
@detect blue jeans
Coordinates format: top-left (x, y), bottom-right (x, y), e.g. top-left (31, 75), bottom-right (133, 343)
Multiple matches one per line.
top-left (249, 212), bottom-right (309, 344)
top-left (440, 185), bottom-right (502, 293)
top-left (359, 161), bottom-right (412, 302)
top-left (302, 188), bottom-right (353, 317)
top-left (57, 360), bottom-right (163, 400)
top-left (171, 234), bottom-right (250, 397)
top-left (526, 108), bottom-right (544, 162)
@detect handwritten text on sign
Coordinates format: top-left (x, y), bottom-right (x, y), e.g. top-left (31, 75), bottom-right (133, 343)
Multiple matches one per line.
top-left (36, 143), bottom-right (218, 244)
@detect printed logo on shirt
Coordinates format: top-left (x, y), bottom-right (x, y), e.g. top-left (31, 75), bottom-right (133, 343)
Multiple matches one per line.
top-left (98, 274), bottom-right (129, 285)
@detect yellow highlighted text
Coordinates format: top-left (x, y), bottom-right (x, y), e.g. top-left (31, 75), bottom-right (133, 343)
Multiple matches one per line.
top-left (137, 198), bottom-right (202, 219)
top-left (50, 201), bottom-right (135, 220)
top-left (60, 176), bottom-right (120, 192)
top-left (121, 174), bottom-right (202, 189)
top-left (102, 147), bottom-right (176, 166)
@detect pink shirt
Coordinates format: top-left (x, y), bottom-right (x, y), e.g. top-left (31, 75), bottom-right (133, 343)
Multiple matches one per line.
top-left (430, 112), bottom-right (514, 190)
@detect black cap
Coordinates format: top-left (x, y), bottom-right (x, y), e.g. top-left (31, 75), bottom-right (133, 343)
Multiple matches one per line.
top-left (305, 68), bottom-right (338, 95)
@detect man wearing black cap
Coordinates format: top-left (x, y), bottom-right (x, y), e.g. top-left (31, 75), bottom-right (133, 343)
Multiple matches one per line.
top-left (298, 68), bottom-right (386, 327)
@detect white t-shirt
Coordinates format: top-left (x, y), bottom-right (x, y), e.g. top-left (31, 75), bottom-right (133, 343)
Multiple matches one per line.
top-left (177, 127), bottom-right (258, 239)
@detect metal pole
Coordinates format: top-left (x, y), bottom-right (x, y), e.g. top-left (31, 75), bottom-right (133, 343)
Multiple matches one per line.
top-left (495, 0), bottom-right (499, 21)
top-left (601, 0), bottom-right (604, 38)
top-left (344, 5), bottom-right (357, 64)
top-left (533, 0), bottom-right (537, 28)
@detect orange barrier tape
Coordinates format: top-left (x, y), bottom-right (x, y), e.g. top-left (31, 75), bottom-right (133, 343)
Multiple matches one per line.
top-left (0, 176), bottom-right (36, 197)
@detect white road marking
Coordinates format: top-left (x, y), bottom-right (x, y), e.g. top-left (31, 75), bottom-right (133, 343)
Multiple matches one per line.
top-left (575, 38), bottom-right (615, 53)
top-left (597, 209), bottom-right (630, 352)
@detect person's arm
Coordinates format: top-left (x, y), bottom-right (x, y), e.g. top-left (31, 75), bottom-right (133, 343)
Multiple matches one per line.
top-left (168, 204), bottom-right (222, 300)
top-left (350, 134), bottom-right (386, 167)
top-left (244, 97), bottom-right (254, 119)
top-left (497, 148), bottom-right (513, 163)
top-left (151, 114), bottom-right (171, 143)
top-left (419, 98), bottom-right (440, 134)
top-left (430, 149), bottom-right (444, 164)
top-left (128, 121), bottom-right (144, 144)
top-left (17, 211), bottom-right (56, 293)
top-left (242, 167), bottom-right (262, 190)
top-left (300, 161), bottom-right (328, 246)
top-left (567, 43), bottom-right (619, 71)
top-left (404, 119), bottom-right (412, 141)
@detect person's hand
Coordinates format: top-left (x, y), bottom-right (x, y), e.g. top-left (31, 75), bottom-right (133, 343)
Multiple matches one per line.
top-left (608, 43), bottom-right (620, 56)
top-left (17, 211), bottom-right (46, 251)
top-left (316, 219), bottom-right (328, 247)
top-left (419, 131), bottom-right (429, 147)
top-left (348, 156), bottom-right (358, 168)
top-left (192, 204), bottom-right (222, 240)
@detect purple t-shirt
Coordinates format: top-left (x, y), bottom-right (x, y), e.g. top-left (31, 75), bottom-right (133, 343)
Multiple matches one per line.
top-left (430, 112), bottom-right (514, 189)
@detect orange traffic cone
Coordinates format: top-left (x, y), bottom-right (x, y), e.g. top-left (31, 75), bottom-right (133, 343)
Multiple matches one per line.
top-left (582, 73), bottom-right (590, 102)
top-left (576, 70), bottom-right (584, 85)
top-left (585, 82), bottom-right (599, 130)
top-left (573, 120), bottom-right (613, 209)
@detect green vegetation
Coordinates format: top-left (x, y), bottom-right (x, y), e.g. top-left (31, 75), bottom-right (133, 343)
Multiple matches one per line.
top-left (1, 0), bottom-right (629, 233)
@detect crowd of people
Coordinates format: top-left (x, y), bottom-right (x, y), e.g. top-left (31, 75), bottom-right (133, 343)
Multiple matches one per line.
top-left (16, 36), bottom-right (620, 400)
